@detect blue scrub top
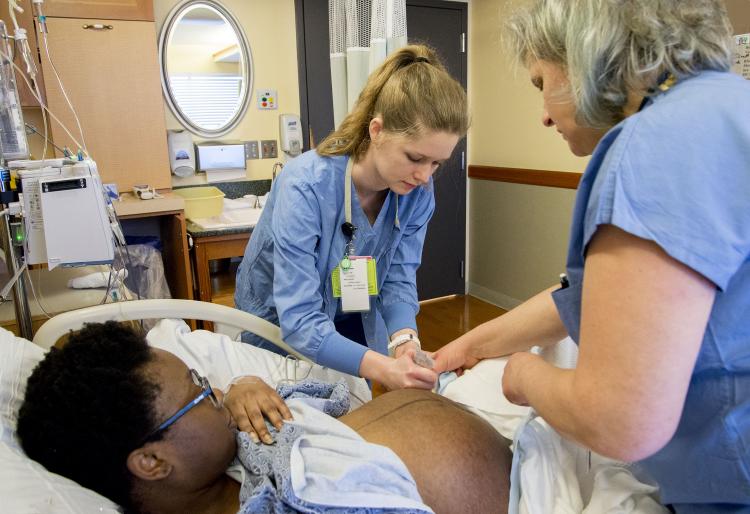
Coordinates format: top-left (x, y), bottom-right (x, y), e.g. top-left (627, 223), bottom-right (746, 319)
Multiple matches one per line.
top-left (235, 151), bottom-right (435, 377)
top-left (553, 71), bottom-right (750, 511)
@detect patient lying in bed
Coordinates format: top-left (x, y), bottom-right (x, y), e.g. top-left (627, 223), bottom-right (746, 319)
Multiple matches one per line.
top-left (17, 322), bottom-right (511, 514)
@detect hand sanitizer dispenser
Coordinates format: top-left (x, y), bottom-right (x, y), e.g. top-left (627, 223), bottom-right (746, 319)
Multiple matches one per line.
top-left (279, 113), bottom-right (303, 159)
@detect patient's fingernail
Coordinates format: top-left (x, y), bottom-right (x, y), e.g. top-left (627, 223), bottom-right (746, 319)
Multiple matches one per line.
top-left (263, 434), bottom-right (274, 444)
top-left (250, 432), bottom-right (259, 443)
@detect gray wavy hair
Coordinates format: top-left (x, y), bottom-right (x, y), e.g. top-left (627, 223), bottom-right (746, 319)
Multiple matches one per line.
top-left (505, 0), bottom-right (733, 128)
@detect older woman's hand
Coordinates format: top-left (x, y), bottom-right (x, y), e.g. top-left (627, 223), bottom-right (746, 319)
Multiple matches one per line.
top-left (224, 376), bottom-right (293, 444)
top-left (501, 352), bottom-right (543, 406)
top-left (432, 339), bottom-right (480, 375)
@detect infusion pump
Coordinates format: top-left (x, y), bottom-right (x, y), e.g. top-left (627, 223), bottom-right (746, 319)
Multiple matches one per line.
top-left (16, 159), bottom-right (115, 270)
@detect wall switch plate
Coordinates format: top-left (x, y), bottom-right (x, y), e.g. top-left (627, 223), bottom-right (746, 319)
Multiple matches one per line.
top-left (244, 141), bottom-right (259, 160)
top-left (257, 89), bottom-right (277, 110)
top-left (260, 139), bottom-right (278, 159)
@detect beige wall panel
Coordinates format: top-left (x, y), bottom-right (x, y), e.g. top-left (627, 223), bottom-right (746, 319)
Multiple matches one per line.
top-left (468, 0), bottom-right (590, 172)
top-left (726, 0), bottom-right (750, 34)
top-left (468, 180), bottom-right (575, 307)
top-left (154, 0), bottom-right (300, 181)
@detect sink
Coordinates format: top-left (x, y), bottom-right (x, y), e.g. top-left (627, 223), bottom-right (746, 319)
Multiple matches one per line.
top-left (222, 208), bottom-right (263, 225)
top-left (190, 197), bottom-right (264, 229)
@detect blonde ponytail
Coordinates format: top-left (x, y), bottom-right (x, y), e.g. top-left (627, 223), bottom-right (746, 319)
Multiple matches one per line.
top-left (317, 44), bottom-right (468, 159)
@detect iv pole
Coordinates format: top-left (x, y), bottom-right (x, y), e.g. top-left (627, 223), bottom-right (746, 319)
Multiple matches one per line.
top-left (0, 20), bottom-right (34, 339)
top-left (0, 206), bottom-right (32, 339)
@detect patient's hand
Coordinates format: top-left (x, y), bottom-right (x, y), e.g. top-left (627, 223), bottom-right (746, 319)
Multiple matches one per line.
top-left (224, 377), bottom-right (293, 444)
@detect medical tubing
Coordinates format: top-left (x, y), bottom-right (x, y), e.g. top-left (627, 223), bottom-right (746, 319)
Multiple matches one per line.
top-left (121, 243), bottom-right (142, 301)
top-left (7, 0), bottom-right (21, 31)
top-left (38, 17), bottom-right (88, 154)
top-left (0, 260), bottom-right (26, 300)
top-left (24, 264), bottom-right (53, 318)
top-left (99, 264), bottom-right (114, 305)
top-left (0, 48), bottom-right (88, 158)
top-left (24, 122), bottom-right (66, 155)
top-left (34, 79), bottom-right (48, 161)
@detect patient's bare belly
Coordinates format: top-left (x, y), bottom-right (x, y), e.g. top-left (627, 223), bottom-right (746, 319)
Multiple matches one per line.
top-left (340, 389), bottom-right (511, 514)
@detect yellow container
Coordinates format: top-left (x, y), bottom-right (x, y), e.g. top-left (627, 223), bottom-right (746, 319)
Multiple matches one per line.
top-left (174, 186), bottom-right (225, 219)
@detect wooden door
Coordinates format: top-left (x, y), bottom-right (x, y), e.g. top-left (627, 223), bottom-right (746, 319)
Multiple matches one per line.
top-left (296, 0), bottom-right (468, 300)
top-left (40, 0), bottom-right (153, 21)
top-left (40, 17), bottom-right (171, 191)
top-left (407, 1), bottom-right (467, 300)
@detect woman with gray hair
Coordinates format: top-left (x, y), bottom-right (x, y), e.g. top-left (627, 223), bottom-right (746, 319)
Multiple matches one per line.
top-left (434, 0), bottom-right (750, 511)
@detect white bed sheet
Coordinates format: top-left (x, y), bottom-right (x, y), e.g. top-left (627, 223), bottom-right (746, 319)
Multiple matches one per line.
top-left (0, 319), bottom-right (668, 514)
top-left (438, 341), bottom-right (667, 514)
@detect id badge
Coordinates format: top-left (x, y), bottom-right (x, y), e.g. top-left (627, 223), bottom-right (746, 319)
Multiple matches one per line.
top-left (331, 257), bottom-right (378, 312)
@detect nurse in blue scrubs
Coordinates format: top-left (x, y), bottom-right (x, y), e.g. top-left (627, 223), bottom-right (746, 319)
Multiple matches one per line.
top-left (235, 45), bottom-right (468, 391)
top-left (434, 1), bottom-right (750, 511)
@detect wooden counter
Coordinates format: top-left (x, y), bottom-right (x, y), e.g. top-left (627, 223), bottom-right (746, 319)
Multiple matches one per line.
top-left (114, 192), bottom-right (193, 301)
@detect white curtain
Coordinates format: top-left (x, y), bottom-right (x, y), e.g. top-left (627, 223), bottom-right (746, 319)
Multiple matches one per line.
top-left (329, 0), bottom-right (407, 128)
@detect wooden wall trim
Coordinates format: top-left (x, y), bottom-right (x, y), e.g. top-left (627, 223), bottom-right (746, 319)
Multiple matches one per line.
top-left (468, 165), bottom-right (582, 190)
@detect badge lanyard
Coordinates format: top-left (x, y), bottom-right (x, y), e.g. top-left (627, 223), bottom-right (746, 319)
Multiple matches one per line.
top-left (333, 157), bottom-right (401, 312)
top-left (341, 157), bottom-right (399, 269)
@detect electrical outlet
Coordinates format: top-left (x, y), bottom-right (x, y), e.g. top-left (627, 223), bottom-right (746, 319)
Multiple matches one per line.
top-left (244, 141), bottom-right (259, 160)
top-left (260, 139), bottom-right (278, 159)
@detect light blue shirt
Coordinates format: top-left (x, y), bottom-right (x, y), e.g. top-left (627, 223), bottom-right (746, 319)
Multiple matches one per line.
top-left (235, 151), bottom-right (434, 376)
top-left (553, 71), bottom-right (750, 511)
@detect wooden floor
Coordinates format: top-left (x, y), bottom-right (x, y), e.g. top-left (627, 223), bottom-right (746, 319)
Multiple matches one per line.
top-left (207, 260), bottom-right (506, 353)
top-left (417, 295), bottom-right (506, 352)
top-left (209, 260), bottom-right (507, 347)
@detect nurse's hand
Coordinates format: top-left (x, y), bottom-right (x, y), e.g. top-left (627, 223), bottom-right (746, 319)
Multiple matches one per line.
top-left (501, 352), bottom-right (540, 407)
top-left (393, 340), bottom-right (420, 359)
top-left (432, 339), bottom-right (480, 375)
top-left (360, 350), bottom-right (438, 390)
top-left (224, 376), bottom-right (293, 444)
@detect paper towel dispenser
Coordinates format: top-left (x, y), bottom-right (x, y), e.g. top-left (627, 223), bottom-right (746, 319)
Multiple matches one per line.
top-left (195, 142), bottom-right (246, 171)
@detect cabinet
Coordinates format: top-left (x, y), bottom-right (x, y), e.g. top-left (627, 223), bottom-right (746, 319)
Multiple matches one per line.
top-left (40, 16), bottom-right (171, 191)
top-left (39, 0), bottom-right (153, 22)
top-left (1, 0), bottom-right (170, 191)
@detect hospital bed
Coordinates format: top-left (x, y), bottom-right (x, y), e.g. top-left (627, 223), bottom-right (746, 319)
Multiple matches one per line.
top-left (1, 299), bottom-right (668, 514)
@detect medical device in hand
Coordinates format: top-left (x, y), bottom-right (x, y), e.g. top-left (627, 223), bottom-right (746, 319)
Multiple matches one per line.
top-left (279, 113), bottom-right (302, 158)
top-left (413, 349), bottom-right (435, 369)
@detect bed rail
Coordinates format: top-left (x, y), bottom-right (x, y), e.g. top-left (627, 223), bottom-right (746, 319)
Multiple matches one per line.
top-left (32, 299), bottom-right (310, 362)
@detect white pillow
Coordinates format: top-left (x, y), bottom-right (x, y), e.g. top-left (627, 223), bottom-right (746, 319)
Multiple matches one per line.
top-left (0, 327), bottom-right (120, 513)
top-left (0, 327), bottom-right (44, 449)
top-left (146, 319), bottom-right (372, 408)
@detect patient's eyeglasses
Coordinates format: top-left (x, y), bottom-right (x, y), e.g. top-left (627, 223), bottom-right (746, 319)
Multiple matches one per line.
top-left (142, 369), bottom-right (221, 443)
